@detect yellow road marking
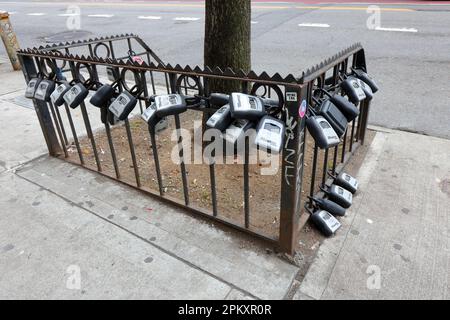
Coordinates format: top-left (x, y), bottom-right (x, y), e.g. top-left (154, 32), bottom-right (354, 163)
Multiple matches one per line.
top-left (0, 1), bottom-right (416, 12)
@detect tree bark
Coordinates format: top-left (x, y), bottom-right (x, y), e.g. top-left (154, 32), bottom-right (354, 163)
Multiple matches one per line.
top-left (204, 0), bottom-right (251, 94)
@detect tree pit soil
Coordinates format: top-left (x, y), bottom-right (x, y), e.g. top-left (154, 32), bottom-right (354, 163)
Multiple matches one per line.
top-left (67, 110), bottom-right (374, 245)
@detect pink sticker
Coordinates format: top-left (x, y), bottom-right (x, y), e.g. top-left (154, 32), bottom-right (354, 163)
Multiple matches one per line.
top-left (299, 100), bottom-right (307, 118)
top-left (131, 56), bottom-right (144, 65)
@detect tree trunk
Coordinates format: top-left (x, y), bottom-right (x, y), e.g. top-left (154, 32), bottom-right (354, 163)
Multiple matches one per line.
top-left (204, 0), bottom-right (251, 94)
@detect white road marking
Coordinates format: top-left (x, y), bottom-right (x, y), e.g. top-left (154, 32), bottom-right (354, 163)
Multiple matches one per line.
top-left (87, 14), bottom-right (114, 18)
top-left (58, 13), bottom-right (80, 17)
top-left (138, 15), bottom-right (162, 20)
top-left (375, 26), bottom-right (418, 33)
top-left (251, 20), bottom-right (258, 24)
top-left (298, 23), bottom-right (330, 28)
top-left (27, 13), bottom-right (46, 16)
top-left (174, 17), bottom-right (200, 21)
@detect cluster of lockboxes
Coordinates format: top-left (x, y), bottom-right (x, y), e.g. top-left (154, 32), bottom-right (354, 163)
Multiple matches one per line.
top-left (24, 65), bottom-right (377, 239)
top-left (305, 69), bottom-right (378, 236)
top-left (25, 77), bottom-right (289, 155)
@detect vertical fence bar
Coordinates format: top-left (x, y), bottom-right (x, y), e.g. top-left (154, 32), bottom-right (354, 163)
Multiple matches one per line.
top-left (89, 60), bottom-right (121, 178)
top-left (64, 104), bottom-right (84, 165)
top-left (148, 127), bottom-right (164, 195)
top-left (207, 140), bottom-right (218, 217)
top-left (209, 161), bottom-right (218, 217)
top-left (144, 52), bottom-right (157, 94)
top-left (332, 145), bottom-right (338, 174)
top-left (104, 121), bottom-right (120, 179)
top-left (65, 52), bottom-right (102, 172)
top-left (53, 103), bottom-right (69, 146)
top-left (124, 118), bottom-right (141, 187)
top-left (110, 42), bottom-right (142, 186)
top-left (79, 102), bottom-right (102, 172)
top-left (49, 101), bottom-right (69, 158)
top-left (322, 148), bottom-right (329, 186)
top-left (174, 114), bottom-right (189, 205)
top-left (355, 103), bottom-right (362, 143)
top-left (168, 73), bottom-right (189, 205)
top-left (244, 136), bottom-right (250, 228)
top-left (358, 99), bottom-right (370, 144)
top-left (310, 144), bottom-right (319, 198)
top-left (341, 129), bottom-right (347, 163)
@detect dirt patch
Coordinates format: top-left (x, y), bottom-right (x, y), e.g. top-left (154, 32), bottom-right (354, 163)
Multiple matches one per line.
top-left (68, 112), bottom-right (374, 263)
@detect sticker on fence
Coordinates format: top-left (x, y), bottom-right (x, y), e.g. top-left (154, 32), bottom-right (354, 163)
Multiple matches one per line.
top-left (286, 92), bottom-right (298, 102)
top-left (299, 100), bottom-right (307, 118)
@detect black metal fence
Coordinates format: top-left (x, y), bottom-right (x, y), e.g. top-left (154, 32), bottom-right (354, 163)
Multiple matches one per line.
top-left (17, 34), bottom-right (371, 254)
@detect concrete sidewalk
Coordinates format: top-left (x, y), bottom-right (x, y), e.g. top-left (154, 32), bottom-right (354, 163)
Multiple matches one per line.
top-left (295, 129), bottom-right (450, 300)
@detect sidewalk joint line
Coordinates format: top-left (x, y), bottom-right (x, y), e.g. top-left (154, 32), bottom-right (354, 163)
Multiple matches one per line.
top-left (14, 166), bottom-right (261, 301)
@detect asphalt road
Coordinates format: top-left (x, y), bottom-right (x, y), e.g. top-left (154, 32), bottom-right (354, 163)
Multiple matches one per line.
top-left (1, 1), bottom-right (449, 138)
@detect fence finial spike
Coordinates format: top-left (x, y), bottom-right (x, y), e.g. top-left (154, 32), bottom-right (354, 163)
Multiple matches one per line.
top-left (204, 66), bottom-right (213, 74)
top-left (224, 67), bottom-right (235, 77)
top-left (271, 72), bottom-right (284, 82)
top-left (236, 69), bottom-right (247, 78)
top-left (259, 71), bottom-right (270, 80)
top-left (213, 66), bottom-right (223, 74)
top-left (247, 70), bottom-right (258, 79)
top-left (284, 74), bottom-right (297, 83)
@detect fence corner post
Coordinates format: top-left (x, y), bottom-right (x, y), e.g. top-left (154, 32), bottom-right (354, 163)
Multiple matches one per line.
top-left (279, 85), bottom-right (307, 254)
top-left (18, 54), bottom-right (62, 157)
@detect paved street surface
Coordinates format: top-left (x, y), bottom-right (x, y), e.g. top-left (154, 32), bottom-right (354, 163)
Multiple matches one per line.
top-left (0, 0), bottom-right (449, 138)
top-left (296, 128), bottom-right (450, 300)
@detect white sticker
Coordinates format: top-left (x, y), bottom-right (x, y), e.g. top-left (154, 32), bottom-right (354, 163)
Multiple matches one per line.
top-left (286, 92), bottom-right (298, 102)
